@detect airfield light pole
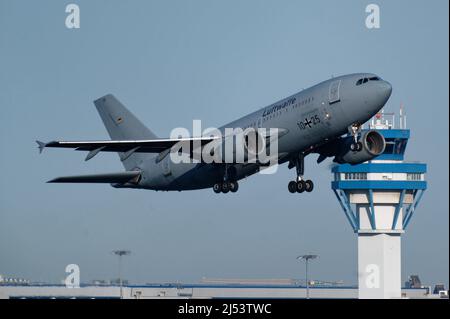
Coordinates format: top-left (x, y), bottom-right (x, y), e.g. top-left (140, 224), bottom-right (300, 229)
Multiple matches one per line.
top-left (297, 254), bottom-right (318, 299)
top-left (112, 250), bottom-right (131, 299)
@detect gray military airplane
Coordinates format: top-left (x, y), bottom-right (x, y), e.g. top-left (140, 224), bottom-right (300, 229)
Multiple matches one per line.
top-left (37, 73), bottom-right (392, 194)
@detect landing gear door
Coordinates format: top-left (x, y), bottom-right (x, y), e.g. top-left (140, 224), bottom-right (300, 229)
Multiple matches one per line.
top-left (329, 80), bottom-right (341, 104)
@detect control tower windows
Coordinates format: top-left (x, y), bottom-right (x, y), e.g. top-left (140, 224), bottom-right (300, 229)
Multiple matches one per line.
top-left (344, 173), bottom-right (367, 180)
top-left (407, 173), bottom-right (422, 181)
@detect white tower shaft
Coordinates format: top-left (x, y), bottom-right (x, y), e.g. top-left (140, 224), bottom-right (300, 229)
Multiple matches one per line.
top-left (358, 233), bottom-right (401, 298)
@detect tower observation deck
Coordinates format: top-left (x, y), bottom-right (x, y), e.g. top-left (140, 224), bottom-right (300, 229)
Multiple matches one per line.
top-left (331, 108), bottom-right (427, 299)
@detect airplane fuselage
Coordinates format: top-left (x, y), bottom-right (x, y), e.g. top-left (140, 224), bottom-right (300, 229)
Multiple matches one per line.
top-left (139, 73), bottom-right (392, 191)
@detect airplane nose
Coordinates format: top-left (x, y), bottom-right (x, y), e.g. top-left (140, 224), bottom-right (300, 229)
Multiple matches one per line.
top-left (379, 81), bottom-right (392, 99)
top-left (365, 80), bottom-right (393, 116)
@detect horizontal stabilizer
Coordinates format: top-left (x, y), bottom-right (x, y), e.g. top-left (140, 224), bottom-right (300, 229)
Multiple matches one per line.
top-left (47, 171), bottom-right (141, 184)
top-left (36, 140), bottom-right (46, 154)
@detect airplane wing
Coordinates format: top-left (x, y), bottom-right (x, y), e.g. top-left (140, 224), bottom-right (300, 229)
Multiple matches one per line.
top-left (37, 128), bottom-right (289, 162)
top-left (47, 171), bottom-right (141, 183)
top-left (36, 137), bottom-right (217, 161)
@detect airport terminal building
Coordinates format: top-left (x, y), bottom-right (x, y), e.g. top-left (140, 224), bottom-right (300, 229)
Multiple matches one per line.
top-left (0, 283), bottom-right (434, 299)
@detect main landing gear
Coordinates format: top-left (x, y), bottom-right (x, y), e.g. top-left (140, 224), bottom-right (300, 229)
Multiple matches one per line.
top-left (288, 153), bottom-right (314, 194)
top-left (213, 181), bottom-right (239, 194)
top-left (213, 165), bottom-right (239, 194)
top-left (349, 123), bottom-right (363, 152)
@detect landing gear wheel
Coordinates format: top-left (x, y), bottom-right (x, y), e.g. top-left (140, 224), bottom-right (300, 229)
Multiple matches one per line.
top-left (356, 141), bottom-right (363, 151)
top-left (297, 180), bottom-right (306, 193)
top-left (229, 181), bottom-right (239, 193)
top-left (288, 181), bottom-right (297, 193)
top-left (350, 142), bottom-right (363, 152)
top-left (305, 180), bottom-right (314, 192)
top-left (287, 153), bottom-right (315, 194)
top-left (221, 182), bottom-right (230, 193)
top-left (213, 183), bottom-right (222, 193)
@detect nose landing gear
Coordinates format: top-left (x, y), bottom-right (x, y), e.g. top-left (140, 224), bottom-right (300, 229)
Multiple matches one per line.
top-left (350, 142), bottom-right (363, 152)
top-left (288, 153), bottom-right (314, 194)
top-left (349, 123), bottom-right (363, 152)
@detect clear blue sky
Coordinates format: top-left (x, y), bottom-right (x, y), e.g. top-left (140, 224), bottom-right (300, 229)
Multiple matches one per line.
top-left (0, 0), bottom-right (448, 287)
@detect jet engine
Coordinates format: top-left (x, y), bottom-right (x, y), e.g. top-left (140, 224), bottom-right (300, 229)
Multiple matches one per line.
top-left (209, 128), bottom-right (267, 164)
top-left (317, 130), bottom-right (386, 165)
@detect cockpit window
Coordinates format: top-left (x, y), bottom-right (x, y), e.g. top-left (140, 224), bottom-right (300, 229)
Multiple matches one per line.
top-left (357, 76), bottom-right (381, 86)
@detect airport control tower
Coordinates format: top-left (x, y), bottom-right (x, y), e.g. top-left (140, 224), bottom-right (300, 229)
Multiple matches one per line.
top-left (331, 109), bottom-right (427, 299)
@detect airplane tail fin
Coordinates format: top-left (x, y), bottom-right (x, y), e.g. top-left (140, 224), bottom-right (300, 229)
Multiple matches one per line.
top-left (94, 94), bottom-right (157, 170)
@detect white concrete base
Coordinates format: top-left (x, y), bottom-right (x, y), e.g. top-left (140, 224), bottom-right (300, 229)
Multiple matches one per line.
top-left (358, 233), bottom-right (401, 299)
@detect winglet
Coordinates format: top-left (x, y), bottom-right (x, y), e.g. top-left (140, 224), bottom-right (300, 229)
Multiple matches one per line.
top-left (36, 140), bottom-right (46, 154)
